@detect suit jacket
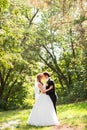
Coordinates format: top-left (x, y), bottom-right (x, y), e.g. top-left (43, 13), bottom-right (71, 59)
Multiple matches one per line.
top-left (46, 78), bottom-right (57, 100)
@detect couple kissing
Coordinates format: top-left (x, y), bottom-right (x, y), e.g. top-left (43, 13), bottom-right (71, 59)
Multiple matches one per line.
top-left (28, 72), bottom-right (59, 126)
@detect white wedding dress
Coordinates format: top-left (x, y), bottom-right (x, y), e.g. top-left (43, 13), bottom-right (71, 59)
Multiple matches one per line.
top-left (28, 83), bottom-right (59, 126)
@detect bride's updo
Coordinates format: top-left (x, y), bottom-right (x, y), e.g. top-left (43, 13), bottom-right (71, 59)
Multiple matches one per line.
top-left (37, 73), bottom-right (43, 83)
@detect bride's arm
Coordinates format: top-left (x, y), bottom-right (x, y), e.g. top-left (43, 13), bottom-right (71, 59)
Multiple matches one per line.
top-left (38, 83), bottom-right (45, 93)
top-left (43, 86), bottom-right (53, 93)
top-left (38, 83), bottom-right (53, 93)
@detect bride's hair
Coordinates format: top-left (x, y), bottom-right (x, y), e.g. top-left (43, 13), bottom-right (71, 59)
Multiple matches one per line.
top-left (36, 73), bottom-right (43, 82)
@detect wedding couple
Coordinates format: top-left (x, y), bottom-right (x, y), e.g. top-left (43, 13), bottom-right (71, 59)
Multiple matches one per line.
top-left (28, 72), bottom-right (59, 126)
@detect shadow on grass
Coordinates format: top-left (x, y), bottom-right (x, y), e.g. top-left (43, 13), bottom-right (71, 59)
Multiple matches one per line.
top-left (14, 123), bottom-right (51, 130)
top-left (23, 124), bottom-right (49, 129)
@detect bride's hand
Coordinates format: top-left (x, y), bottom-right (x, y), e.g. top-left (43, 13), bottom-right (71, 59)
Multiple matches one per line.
top-left (41, 90), bottom-right (46, 93)
top-left (45, 83), bottom-right (48, 86)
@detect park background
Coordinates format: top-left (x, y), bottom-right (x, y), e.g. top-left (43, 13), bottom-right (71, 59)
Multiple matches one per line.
top-left (0, 0), bottom-right (87, 130)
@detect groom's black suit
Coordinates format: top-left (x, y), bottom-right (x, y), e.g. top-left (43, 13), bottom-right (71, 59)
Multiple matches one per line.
top-left (46, 78), bottom-right (57, 112)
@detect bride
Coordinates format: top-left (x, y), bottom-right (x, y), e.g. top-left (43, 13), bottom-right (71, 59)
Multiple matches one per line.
top-left (28, 73), bottom-right (59, 126)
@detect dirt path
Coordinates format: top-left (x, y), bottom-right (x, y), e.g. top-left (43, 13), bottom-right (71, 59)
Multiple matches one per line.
top-left (52, 125), bottom-right (74, 130)
top-left (52, 124), bottom-right (84, 130)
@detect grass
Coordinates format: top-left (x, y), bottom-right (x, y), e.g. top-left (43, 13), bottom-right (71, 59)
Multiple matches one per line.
top-left (0, 101), bottom-right (87, 130)
top-left (58, 101), bottom-right (87, 130)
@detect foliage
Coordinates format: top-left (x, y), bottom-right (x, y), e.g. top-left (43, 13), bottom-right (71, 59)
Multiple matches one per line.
top-left (0, 0), bottom-right (10, 11)
top-left (0, 0), bottom-right (39, 110)
top-left (0, 0), bottom-right (87, 110)
top-left (26, 0), bottom-right (87, 103)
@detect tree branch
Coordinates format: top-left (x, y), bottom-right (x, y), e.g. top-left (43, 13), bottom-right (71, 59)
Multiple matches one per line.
top-left (4, 69), bottom-right (12, 86)
top-left (42, 44), bottom-right (68, 83)
top-left (21, 9), bottom-right (39, 45)
top-left (28, 9), bottom-right (39, 28)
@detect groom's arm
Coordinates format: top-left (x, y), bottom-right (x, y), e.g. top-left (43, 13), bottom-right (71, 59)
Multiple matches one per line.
top-left (42, 86), bottom-right (53, 93)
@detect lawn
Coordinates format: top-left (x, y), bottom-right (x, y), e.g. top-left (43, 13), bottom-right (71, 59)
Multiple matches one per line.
top-left (0, 101), bottom-right (87, 130)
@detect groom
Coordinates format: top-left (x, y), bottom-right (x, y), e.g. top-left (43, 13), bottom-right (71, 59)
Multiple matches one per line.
top-left (43, 72), bottom-right (57, 112)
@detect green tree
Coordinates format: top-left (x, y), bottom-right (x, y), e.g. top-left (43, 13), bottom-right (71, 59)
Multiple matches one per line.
top-left (0, 0), bottom-right (39, 110)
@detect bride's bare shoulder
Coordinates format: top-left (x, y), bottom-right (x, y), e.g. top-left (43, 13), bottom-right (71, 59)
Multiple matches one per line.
top-left (38, 82), bottom-right (43, 87)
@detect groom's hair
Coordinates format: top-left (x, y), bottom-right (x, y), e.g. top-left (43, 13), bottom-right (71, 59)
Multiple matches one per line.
top-left (43, 72), bottom-right (50, 77)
